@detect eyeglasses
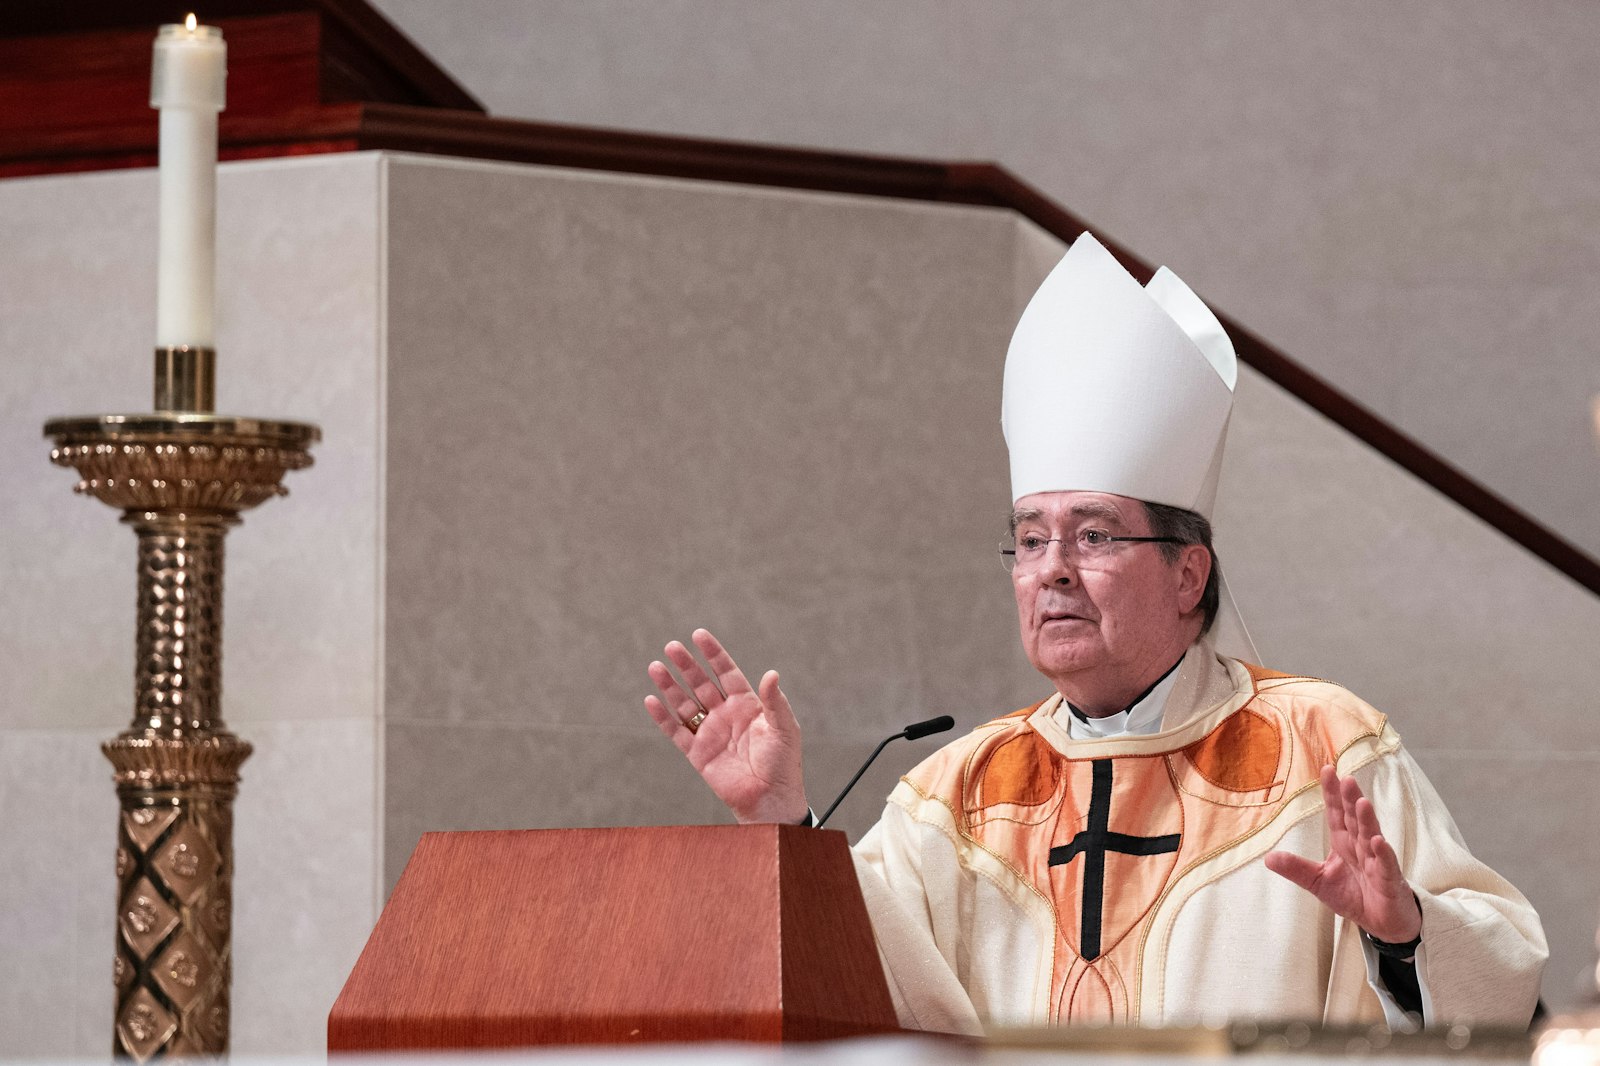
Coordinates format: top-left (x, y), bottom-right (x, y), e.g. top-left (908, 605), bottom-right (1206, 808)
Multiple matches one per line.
top-left (999, 529), bottom-right (1187, 573)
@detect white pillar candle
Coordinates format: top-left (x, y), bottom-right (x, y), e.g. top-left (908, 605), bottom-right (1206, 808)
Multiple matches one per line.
top-left (151, 15), bottom-right (226, 349)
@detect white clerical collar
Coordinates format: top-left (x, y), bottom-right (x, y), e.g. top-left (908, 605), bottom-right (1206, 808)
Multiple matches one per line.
top-left (1060, 660), bottom-right (1184, 740)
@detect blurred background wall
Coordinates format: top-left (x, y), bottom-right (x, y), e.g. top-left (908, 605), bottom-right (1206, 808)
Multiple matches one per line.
top-left (370, 0), bottom-right (1600, 559)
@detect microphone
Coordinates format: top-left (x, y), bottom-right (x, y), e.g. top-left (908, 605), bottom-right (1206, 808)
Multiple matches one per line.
top-left (903, 714), bottom-right (955, 741)
top-left (814, 715), bottom-right (955, 829)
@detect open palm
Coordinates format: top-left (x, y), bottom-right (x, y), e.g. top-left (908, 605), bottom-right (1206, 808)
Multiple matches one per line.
top-left (644, 628), bottom-right (810, 825)
top-left (1264, 765), bottom-right (1422, 945)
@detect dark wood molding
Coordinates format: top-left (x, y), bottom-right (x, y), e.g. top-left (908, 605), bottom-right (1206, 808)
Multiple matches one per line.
top-left (0, 1), bottom-right (479, 113)
top-left (353, 103), bottom-right (974, 203)
top-left (2, 2), bottom-right (1593, 595)
top-left (335, 107), bottom-right (1600, 596)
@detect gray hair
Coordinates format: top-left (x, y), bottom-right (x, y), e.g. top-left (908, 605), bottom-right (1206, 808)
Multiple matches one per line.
top-left (1140, 501), bottom-right (1220, 635)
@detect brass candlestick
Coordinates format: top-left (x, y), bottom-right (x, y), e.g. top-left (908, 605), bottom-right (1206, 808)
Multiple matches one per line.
top-left (45, 346), bottom-right (319, 1060)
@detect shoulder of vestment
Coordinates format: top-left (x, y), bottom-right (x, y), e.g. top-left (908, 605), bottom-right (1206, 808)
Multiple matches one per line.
top-left (1233, 659), bottom-right (1395, 766)
top-left (897, 663), bottom-right (1396, 821)
top-left (896, 700), bottom-right (1049, 812)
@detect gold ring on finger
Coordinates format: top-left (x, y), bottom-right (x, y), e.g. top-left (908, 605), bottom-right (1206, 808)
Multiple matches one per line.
top-left (686, 710), bottom-right (708, 733)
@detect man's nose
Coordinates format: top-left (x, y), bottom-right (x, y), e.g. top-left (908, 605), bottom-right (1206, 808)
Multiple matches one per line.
top-left (1035, 540), bottom-right (1079, 584)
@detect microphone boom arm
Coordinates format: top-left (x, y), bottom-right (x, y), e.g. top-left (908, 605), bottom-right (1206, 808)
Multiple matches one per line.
top-left (814, 715), bottom-right (954, 829)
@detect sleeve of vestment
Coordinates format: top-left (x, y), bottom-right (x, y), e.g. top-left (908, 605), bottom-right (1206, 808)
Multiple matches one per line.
top-left (851, 807), bottom-right (985, 1036)
top-left (1343, 741), bottom-right (1547, 1028)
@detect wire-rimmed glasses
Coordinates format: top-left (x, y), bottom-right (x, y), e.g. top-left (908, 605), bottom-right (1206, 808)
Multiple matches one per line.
top-left (999, 529), bottom-right (1186, 573)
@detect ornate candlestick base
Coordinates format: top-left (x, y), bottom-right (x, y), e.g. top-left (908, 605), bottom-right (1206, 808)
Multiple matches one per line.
top-left (46, 402), bottom-right (318, 1060)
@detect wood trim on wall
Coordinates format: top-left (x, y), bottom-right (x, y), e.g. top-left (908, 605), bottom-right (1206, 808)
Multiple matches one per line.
top-left (346, 104), bottom-right (1600, 597)
top-left (4, 86), bottom-right (1592, 594)
top-left (0, 0), bottom-right (481, 110)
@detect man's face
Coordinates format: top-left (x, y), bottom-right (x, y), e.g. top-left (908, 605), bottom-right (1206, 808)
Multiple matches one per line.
top-left (1010, 490), bottom-right (1205, 706)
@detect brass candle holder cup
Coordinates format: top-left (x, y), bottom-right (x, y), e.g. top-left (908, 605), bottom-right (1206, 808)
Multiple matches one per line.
top-left (45, 346), bottom-right (319, 1059)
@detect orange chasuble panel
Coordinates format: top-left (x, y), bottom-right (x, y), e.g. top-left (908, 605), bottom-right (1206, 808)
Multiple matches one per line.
top-left (962, 693), bottom-right (1301, 1025)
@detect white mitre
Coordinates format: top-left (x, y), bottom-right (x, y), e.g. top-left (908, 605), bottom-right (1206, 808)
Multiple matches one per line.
top-left (1002, 231), bottom-right (1236, 516)
top-left (1002, 231), bottom-right (1257, 662)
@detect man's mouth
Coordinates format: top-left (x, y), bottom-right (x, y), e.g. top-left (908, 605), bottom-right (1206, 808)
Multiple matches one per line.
top-left (1039, 607), bottom-right (1094, 625)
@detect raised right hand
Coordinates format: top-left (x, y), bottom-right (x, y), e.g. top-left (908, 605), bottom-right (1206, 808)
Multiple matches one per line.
top-left (644, 628), bottom-right (810, 825)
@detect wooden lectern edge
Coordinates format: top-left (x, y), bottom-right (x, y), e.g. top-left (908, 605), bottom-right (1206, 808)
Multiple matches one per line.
top-left (328, 1012), bottom-right (897, 1051)
top-left (329, 824), bottom-right (903, 1051)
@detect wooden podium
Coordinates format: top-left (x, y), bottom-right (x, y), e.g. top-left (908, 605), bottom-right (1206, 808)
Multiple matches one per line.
top-left (327, 824), bottom-right (900, 1049)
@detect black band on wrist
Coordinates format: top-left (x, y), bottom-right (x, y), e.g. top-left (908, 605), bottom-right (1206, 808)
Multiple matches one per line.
top-left (1363, 929), bottom-right (1422, 959)
top-left (797, 808), bottom-right (816, 828)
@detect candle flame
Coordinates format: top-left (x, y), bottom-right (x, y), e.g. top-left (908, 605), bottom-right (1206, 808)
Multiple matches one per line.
top-left (185, 12), bottom-right (198, 31)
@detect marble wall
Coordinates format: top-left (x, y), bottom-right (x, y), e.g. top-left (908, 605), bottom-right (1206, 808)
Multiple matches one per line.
top-left (2, 147), bottom-right (1596, 1057)
top-left (379, 156), bottom-right (1041, 875)
top-left (371, 0), bottom-right (1600, 564)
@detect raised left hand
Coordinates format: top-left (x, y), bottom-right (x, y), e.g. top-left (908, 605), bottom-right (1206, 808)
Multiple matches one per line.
top-left (1264, 765), bottom-right (1423, 944)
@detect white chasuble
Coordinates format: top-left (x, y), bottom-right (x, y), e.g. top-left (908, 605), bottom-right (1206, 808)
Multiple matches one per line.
top-left (853, 647), bottom-right (1546, 1033)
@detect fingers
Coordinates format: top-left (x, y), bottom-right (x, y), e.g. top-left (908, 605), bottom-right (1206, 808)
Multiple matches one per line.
top-left (1365, 834), bottom-right (1422, 941)
top-left (643, 693), bottom-right (696, 755)
top-left (1351, 787), bottom-right (1382, 843)
top-left (646, 629), bottom-right (761, 735)
top-left (758, 670), bottom-right (798, 732)
top-left (1280, 767), bottom-right (1419, 940)
top-left (693, 629), bottom-right (755, 697)
top-left (663, 640), bottom-right (725, 712)
top-left (1320, 765), bottom-right (1356, 865)
top-left (1367, 831), bottom-right (1407, 888)
top-left (1352, 793), bottom-right (1384, 868)
top-left (1326, 768), bottom-right (1381, 870)
top-left (1318, 765), bottom-right (1342, 826)
top-left (647, 658), bottom-right (702, 728)
top-left (1263, 849), bottom-right (1322, 893)
top-left (648, 630), bottom-right (790, 754)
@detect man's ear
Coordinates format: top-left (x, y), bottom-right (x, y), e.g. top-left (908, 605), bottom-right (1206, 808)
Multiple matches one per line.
top-left (1175, 543), bottom-right (1211, 615)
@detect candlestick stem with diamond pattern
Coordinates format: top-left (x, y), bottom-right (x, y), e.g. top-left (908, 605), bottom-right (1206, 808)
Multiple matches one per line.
top-left (46, 347), bottom-right (318, 1059)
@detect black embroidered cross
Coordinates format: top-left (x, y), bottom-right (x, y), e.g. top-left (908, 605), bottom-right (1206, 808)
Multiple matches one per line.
top-left (1048, 758), bottom-right (1181, 961)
